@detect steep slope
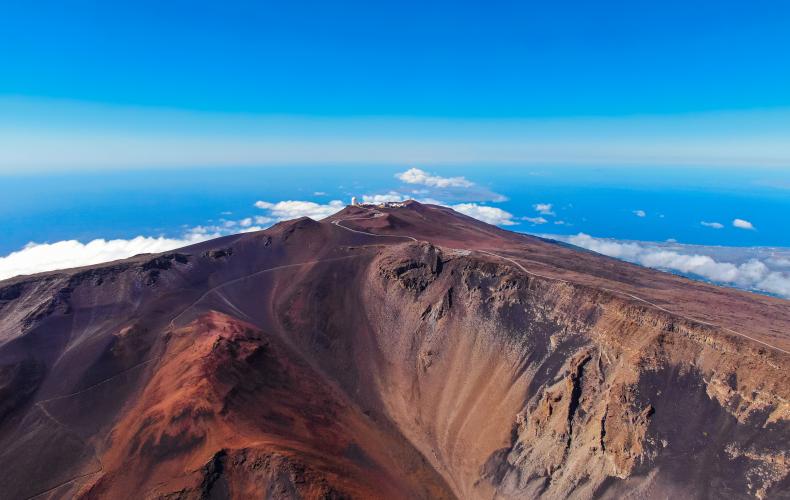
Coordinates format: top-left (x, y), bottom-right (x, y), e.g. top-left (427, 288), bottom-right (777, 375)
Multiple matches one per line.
top-left (0, 202), bottom-right (788, 499)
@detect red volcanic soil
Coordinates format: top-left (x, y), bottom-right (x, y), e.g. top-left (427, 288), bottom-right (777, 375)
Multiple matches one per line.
top-left (0, 201), bottom-right (788, 499)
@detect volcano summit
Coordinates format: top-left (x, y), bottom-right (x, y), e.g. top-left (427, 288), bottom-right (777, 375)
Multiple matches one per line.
top-left (0, 201), bottom-right (788, 499)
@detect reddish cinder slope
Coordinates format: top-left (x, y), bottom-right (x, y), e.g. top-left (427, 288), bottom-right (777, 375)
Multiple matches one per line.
top-left (0, 201), bottom-right (788, 499)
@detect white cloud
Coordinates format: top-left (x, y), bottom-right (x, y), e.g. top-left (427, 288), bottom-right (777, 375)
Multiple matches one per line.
top-left (561, 233), bottom-right (790, 298)
top-left (361, 191), bottom-right (407, 204)
top-left (184, 225), bottom-right (224, 238)
top-left (523, 216), bottom-right (548, 225)
top-left (313, 191), bottom-right (327, 196)
top-left (418, 197), bottom-right (445, 205)
top-left (701, 221), bottom-right (724, 229)
top-left (451, 203), bottom-right (516, 226)
top-left (733, 218), bottom-right (755, 230)
top-left (534, 203), bottom-right (554, 215)
top-left (768, 256), bottom-right (790, 268)
top-left (0, 197), bottom-right (342, 281)
top-left (633, 210), bottom-right (646, 217)
top-left (254, 199), bottom-right (345, 220)
top-left (0, 234), bottom-right (213, 281)
top-left (396, 168), bottom-right (473, 188)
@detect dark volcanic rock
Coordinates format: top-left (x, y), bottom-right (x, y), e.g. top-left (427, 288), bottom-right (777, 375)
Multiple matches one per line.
top-left (0, 202), bottom-right (787, 499)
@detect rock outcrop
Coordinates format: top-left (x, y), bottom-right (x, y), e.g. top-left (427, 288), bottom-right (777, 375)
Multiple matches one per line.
top-left (0, 202), bottom-right (787, 499)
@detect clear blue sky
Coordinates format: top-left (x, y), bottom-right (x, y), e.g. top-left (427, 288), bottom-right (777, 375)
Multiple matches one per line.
top-left (1, 1), bottom-right (789, 170)
top-left (3, 0), bottom-right (790, 116)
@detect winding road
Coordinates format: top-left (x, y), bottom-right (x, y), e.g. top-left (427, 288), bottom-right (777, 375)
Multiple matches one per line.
top-left (22, 208), bottom-right (788, 497)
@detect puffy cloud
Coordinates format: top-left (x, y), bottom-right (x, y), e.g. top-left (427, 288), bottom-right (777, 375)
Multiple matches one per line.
top-left (361, 191), bottom-right (407, 204)
top-left (183, 225), bottom-right (225, 239)
top-left (396, 168), bottom-right (473, 188)
top-left (534, 203), bottom-right (554, 215)
top-left (313, 191), bottom-right (327, 196)
top-left (633, 210), bottom-right (646, 217)
top-left (254, 199), bottom-right (345, 220)
top-left (757, 273), bottom-right (790, 298)
top-left (0, 195), bottom-right (351, 281)
top-left (0, 197), bottom-right (353, 281)
top-left (768, 256), bottom-right (790, 268)
top-left (733, 218), bottom-right (755, 230)
top-left (0, 234), bottom-right (212, 281)
top-left (561, 233), bottom-right (790, 298)
top-left (451, 203), bottom-right (516, 226)
top-left (523, 216), bottom-right (548, 225)
top-left (701, 221), bottom-right (724, 229)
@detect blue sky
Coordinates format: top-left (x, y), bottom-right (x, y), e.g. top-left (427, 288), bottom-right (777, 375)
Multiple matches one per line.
top-left (3, 1), bottom-right (790, 116)
top-left (1, 1), bottom-right (790, 169)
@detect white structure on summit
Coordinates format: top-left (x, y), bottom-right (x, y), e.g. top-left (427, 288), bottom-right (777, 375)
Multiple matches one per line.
top-left (350, 195), bottom-right (410, 209)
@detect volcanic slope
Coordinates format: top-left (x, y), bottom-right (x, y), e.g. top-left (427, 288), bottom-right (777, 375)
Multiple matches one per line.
top-left (0, 201), bottom-right (788, 499)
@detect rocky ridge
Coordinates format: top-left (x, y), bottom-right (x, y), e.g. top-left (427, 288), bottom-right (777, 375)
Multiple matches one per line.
top-left (0, 202), bottom-right (787, 499)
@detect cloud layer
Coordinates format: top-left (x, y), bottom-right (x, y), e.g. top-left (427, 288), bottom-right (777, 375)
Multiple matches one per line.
top-left (0, 235), bottom-right (211, 281)
top-left (254, 200), bottom-right (345, 220)
top-left (451, 203), bottom-right (516, 225)
top-left (0, 197), bottom-right (358, 281)
top-left (361, 191), bottom-right (408, 204)
top-left (0, 197), bottom-right (353, 281)
top-left (559, 233), bottom-right (790, 298)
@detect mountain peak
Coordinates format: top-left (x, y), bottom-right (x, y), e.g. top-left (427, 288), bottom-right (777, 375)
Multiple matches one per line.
top-left (0, 203), bottom-right (788, 499)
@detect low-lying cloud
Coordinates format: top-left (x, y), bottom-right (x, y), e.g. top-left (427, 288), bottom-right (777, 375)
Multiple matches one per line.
top-left (255, 199), bottom-right (345, 220)
top-left (558, 233), bottom-right (790, 298)
top-left (361, 191), bottom-right (407, 204)
top-left (0, 197), bottom-right (352, 281)
top-left (0, 196), bottom-right (522, 280)
top-left (396, 167), bottom-right (473, 188)
top-left (0, 197), bottom-right (359, 281)
top-left (0, 234), bottom-right (213, 281)
top-left (451, 203), bottom-right (516, 226)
